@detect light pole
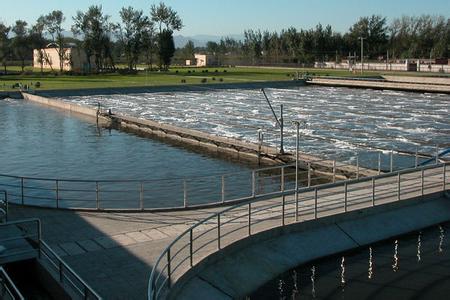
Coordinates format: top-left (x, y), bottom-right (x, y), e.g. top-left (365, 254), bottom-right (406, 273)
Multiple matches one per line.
top-left (359, 37), bottom-right (366, 74)
top-left (293, 121), bottom-right (300, 221)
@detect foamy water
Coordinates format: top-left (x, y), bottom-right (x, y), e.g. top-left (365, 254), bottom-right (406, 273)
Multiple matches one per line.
top-left (60, 86), bottom-right (450, 161)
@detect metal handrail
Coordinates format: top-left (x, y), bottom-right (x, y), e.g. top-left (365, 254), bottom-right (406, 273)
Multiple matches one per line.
top-left (0, 147), bottom-right (445, 211)
top-left (0, 218), bottom-right (101, 299)
top-left (0, 190), bottom-right (7, 223)
top-left (148, 162), bottom-right (449, 299)
top-left (0, 267), bottom-right (24, 300)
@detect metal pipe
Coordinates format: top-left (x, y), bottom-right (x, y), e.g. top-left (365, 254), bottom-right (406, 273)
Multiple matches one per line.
top-left (308, 162), bottom-right (311, 187)
top-left (248, 203), bottom-right (251, 236)
top-left (167, 249), bottom-right (171, 288)
top-left (333, 160), bottom-right (336, 183)
top-left (378, 152), bottom-right (381, 175)
top-left (372, 178), bottom-right (375, 206)
top-left (397, 172), bottom-right (401, 200)
top-left (189, 229), bottom-right (193, 267)
top-left (356, 154), bottom-right (360, 179)
top-left (281, 167), bottom-right (285, 192)
top-left (344, 182), bottom-right (348, 212)
top-left (140, 182), bottom-right (144, 210)
top-left (55, 180), bottom-right (59, 209)
top-left (390, 151), bottom-right (393, 172)
top-left (443, 164), bottom-right (446, 191)
top-left (436, 144), bottom-right (439, 164)
top-left (282, 196), bottom-right (285, 226)
top-left (21, 177), bottom-right (24, 205)
top-left (280, 104), bottom-right (284, 154)
top-left (421, 168), bottom-right (425, 196)
top-left (95, 181), bottom-right (99, 210)
top-left (314, 188), bottom-right (318, 219)
top-left (415, 147), bottom-right (419, 168)
top-left (221, 175), bottom-right (225, 203)
top-left (294, 121), bottom-right (300, 221)
top-left (251, 171), bottom-right (256, 197)
top-left (183, 180), bottom-right (187, 208)
top-left (217, 214), bottom-right (221, 249)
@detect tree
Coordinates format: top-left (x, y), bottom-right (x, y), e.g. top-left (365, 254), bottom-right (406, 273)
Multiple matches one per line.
top-left (243, 29), bottom-right (262, 64)
top-left (158, 29), bottom-right (175, 70)
top-left (182, 40), bottom-right (195, 63)
top-left (44, 11), bottom-right (68, 72)
top-left (150, 2), bottom-right (183, 69)
top-left (30, 16), bottom-right (48, 74)
top-left (72, 5), bottom-right (115, 72)
top-left (150, 2), bottom-right (182, 33)
top-left (141, 21), bottom-right (157, 69)
top-left (119, 7), bottom-right (150, 70)
top-left (12, 20), bottom-right (30, 72)
top-left (0, 23), bottom-right (10, 74)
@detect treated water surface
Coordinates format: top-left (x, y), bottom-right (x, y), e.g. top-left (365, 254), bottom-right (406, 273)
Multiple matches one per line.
top-left (249, 223), bottom-right (449, 299)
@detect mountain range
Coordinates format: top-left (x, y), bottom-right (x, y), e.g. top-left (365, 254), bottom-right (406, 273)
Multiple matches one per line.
top-left (174, 34), bottom-right (244, 48)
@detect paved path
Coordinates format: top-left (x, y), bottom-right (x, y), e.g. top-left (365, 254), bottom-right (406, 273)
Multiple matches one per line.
top-left (6, 164), bottom-right (449, 299)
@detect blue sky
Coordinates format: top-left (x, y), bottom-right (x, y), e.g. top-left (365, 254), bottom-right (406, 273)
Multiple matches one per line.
top-left (1, 0), bottom-right (449, 36)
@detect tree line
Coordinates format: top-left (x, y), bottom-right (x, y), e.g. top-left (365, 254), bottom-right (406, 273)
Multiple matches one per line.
top-left (0, 2), bottom-right (182, 73)
top-left (0, 10), bottom-right (448, 73)
top-left (179, 14), bottom-right (449, 66)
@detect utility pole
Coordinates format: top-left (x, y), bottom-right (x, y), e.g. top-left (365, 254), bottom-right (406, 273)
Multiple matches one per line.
top-left (359, 37), bottom-right (366, 74)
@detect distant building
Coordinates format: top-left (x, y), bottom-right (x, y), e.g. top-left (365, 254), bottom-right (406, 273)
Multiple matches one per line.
top-left (193, 54), bottom-right (218, 67)
top-left (33, 47), bottom-right (95, 72)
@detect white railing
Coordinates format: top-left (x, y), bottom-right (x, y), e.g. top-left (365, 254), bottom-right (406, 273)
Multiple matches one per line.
top-left (148, 162), bottom-right (449, 299)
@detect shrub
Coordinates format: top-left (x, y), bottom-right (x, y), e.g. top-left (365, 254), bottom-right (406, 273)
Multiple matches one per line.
top-left (219, 78), bottom-right (223, 82)
top-left (175, 70), bottom-right (179, 74)
top-left (187, 70), bottom-right (191, 73)
top-left (201, 78), bottom-right (207, 83)
top-left (181, 79), bottom-right (186, 83)
top-left (223, 70), bottom-right (227, 73)
top-left (35, 82), bottom-right (41, 88)
top-left (212, 77), bottom-right (216, 81)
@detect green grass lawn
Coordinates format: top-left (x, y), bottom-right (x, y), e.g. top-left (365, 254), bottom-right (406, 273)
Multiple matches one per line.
top-left (0, 66), bottom-right (447, 92)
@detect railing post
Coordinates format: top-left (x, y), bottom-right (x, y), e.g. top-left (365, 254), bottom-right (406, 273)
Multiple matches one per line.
top-left (21, 177), bottom-right (24, 205)
top-left (281, 166), bottom-right (285, 192)
top-left (189, 229), bottom-right (193, 267)
top-left (344, 182), bottom-right (348, 212)
top-left (397, 172), bottom-right (401, 201)
top-left (140, 182), bottom-right (144, 210)
top-left (443, 164), bottom-right (446, 191)
top-left (95, 181), bottom-right (99, 210)
top-left (167, 249), bottom-right (171, 288)
top-left (415, 147), bottom-right (418, 168)
top-left (183, 180), bottom-right (187, 208)
top-left (372, 177), bottom-right (375, 206)
top-left (282, 196), bottom-right (286, 226)
top-left (59, 261), bottom-right (63, 282)
top-left (435, 144), bottom-right (439, 164)
top-left (390, 150), bottom-right (393, 172)
top-left (356, 155), bottom-right (360, 179)
top-left (314, 188), bottom-right (318, 219)
top-left (248, 203), bottom-right (251, 236)
top-left (251, 171), bottom-right (256, 197)
top-left (308, 162), bottom-right (311, 187)
top-left (333, 160), bottom-right (336, 183)
top-left (217, 214), bottom-right (221, 250)
top-left (221, 175), bottom-right (225, 203)
top-left (55, 180), bottom-right (59, 208)
top-left (378, 152), bottom-right (381, 175)
top-left (421, 168), bottom-right (425, 196)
